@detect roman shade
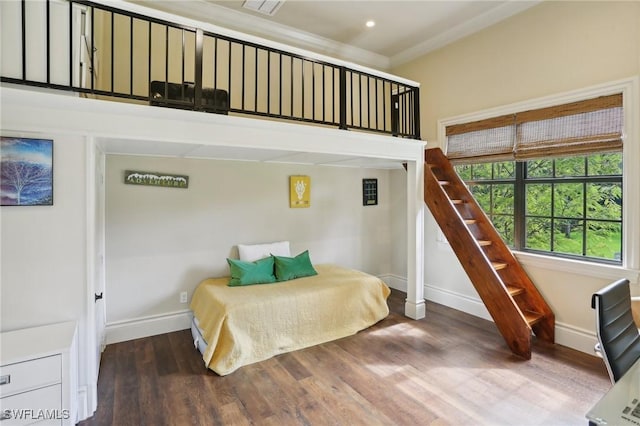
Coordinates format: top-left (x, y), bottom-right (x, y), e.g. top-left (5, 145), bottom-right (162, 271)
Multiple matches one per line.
top-left (446, 114), bottom-right (515, 163)
top-left (446, 94), bottom-right (623, 163)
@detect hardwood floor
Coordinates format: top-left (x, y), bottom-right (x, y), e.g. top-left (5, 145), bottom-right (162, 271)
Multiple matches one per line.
top-left (79, 290), bottom-right (610, 425)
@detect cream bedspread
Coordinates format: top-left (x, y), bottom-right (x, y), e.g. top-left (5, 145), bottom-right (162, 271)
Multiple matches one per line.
top-left (190, 263), bottom-right (390, 375)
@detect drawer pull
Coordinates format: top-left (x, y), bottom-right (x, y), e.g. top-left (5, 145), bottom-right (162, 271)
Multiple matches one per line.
top-left (0, 375), bottom-right (10, 386)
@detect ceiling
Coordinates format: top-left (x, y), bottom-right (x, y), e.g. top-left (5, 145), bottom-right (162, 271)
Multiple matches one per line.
top-left (134, 0), bottom-right (539, 70)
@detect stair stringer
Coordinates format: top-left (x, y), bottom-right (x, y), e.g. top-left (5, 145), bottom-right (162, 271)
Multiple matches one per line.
top-left (424, 148), bottom-right (555, 359)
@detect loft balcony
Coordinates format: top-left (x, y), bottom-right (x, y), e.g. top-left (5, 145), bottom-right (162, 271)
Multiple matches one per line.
top-left (0, 0), bottom-right (420, 140)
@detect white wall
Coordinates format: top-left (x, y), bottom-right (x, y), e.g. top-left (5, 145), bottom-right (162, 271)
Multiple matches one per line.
top-left (1, 134), bottom-right (87, 329)
top-left (387, 169), bottom-right (408, 286)
top-left (0, 133), bottom-right (92, 417)
top-left (105, 154), bottom-right (392, 330)
top-left (391, 1), bottom-right (640, 353)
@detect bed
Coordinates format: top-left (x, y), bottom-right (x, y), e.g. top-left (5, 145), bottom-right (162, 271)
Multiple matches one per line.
top-left (190, 262), bottom-right (390, 375)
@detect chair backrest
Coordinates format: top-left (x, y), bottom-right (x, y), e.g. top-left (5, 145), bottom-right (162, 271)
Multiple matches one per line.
top-left (592, 278), bottom-right (640, 383)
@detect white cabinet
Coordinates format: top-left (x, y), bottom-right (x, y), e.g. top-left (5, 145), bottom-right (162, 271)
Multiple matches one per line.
top-left (0, 322), bottom-right (77, 426)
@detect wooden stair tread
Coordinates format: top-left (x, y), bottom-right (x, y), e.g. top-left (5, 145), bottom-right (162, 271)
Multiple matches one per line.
top-left (451, 199), bottom-right (464, 205)
top-left (464, 219), bottom-right (478, 224)
top-left (477, 240), bottom-right (492, 246)
top-left (523, 311), bottom-right (544, 326)
top-left (438, 181), bottom-right (450, 186)
top-left (491, 261), bottom-right (508, 270)
top-left (505, 285), bottom-right (524, 297)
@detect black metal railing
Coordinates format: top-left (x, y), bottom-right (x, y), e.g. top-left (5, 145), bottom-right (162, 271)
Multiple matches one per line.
top-left (0, 0), bottom-right (420, 139)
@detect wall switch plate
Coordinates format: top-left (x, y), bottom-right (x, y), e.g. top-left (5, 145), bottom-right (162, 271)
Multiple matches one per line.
top-left (180, 291), bottom-right (188, 303)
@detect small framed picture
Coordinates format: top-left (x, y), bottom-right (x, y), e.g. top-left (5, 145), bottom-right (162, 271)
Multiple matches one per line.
top-left (363, 178), bottom-right (378, 206)
top-left (290, 175), bottom-right (310, 208)
top-left (124, 170), bottom-right (189, 189)
top-left (1, 137), bottom-right (53, 206)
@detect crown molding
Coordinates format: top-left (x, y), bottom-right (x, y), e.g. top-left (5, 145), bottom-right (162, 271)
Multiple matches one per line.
top-left (390, 1), bottom-right (540, 68)
top-left (132, 0), bottom-right (391, 70)
top-left (126, 0), bottom-right (539, 72)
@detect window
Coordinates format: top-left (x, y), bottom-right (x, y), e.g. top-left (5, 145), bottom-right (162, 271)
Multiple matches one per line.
top-left (455, 153), bottom-right (622, 264)
top-left (447, 93), bottom-right (624, 265)
top-left (456, 161), bottom-right (516, 246)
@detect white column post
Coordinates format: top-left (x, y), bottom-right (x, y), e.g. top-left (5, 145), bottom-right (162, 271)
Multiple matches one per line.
top-left (405, 159), bottom-right (426, 319)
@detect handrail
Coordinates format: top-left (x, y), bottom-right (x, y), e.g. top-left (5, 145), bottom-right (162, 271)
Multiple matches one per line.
top-left (0, 0), bottom-right (420, 139)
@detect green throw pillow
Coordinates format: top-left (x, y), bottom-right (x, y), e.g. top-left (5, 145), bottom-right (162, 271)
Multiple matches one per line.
top-left (273, 250), bottom-right (318, 281)
top-left (227, 256), bottom-right (277, 286)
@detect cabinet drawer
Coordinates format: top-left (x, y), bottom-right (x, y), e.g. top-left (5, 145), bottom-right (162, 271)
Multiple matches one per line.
top-left (0, 356), bottom-right (61, 398)
top-left (0, 384), bottom-right (62, 425)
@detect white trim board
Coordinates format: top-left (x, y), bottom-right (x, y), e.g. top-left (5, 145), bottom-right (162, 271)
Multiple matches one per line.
top-left (0, 87), bottom-right (425, 168)
top-left (388, 275), bottom-right (598, 357)
top-left (425, 282), bottom-right (598, 356)
top-left (105, 310), bottom-right (192, 344)
top-left (103, 275), bottom-right (600, 356)
top-left (390, 1), bottom-right (539, 68)
top-left (379, 274), bottom-right (407, 293)
top-left (76, 386), bottom-right (89, 424)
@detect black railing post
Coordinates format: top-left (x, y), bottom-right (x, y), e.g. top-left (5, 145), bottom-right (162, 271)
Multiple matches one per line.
top-left (413, 87), bottom-right (421, 140)
top-left (391, 92), bottom-right (399, 137)
top-left (339, 66), bottom-right (347, 130)
top-left (194, 28), bottom-right (203, 110)
top-left (68, 0), bottom-right (73, 87)
top-left (21, 0), bottom-right (26, 81)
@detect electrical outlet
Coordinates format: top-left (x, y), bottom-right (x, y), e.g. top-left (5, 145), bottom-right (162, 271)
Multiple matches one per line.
top-left (180, 291), bottom-right (188, 303)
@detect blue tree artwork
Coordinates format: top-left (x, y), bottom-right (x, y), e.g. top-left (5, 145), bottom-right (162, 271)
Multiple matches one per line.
top-left (1, 137), bottom-right (53, 206)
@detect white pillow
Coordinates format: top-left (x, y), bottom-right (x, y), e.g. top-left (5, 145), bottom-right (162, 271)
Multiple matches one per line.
top-left (237, 241), bottom-right (290, 262)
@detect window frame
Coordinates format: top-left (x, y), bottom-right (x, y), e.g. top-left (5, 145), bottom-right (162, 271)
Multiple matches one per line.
top-left (437, 77), bottom-right (640, 279)
top-left (459, 157), bottom-right (623, 265)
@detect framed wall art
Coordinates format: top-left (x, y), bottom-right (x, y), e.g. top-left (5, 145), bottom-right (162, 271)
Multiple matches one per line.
top-left (362, 178), bottom-right (378, 206)
top-left (124, 170), bottom-right (189, 189)
top-left (1, 137), bottom-right (53, 206)
top-left (289, 175), bottom-right (310, 208)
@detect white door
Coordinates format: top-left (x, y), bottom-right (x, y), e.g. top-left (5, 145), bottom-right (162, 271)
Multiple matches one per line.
top-left (84, 140), bottom-right (106, 419)
top-left (94, 147), bottom-right (106, 363)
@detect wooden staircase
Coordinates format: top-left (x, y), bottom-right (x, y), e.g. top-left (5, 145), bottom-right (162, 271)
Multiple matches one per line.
top-left (424, 147), bottom-right (555, 359)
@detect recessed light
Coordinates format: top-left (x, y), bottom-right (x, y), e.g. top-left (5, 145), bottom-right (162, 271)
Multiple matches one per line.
top-left (366, 20), bottom-right (375, 28)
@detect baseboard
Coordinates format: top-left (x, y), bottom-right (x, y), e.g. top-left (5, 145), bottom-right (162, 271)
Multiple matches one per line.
top-left (103, 281), bottom-right (599, 356)
top-left (555, 321), bottom-right (598, 356)
top-left (379, 274), bottom-right (407, 292)
top-left (76, 386), bottom-right (89, 423)
top-left (105, 309), bottom-right (192, 344)
top-left (424, 282), bottom-right (493, 322)
top-left (389, 275), bottom-right (598, 356)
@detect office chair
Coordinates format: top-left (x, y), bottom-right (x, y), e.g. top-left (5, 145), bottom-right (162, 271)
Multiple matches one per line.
top-left (592, 278), bottom-right (640, 383)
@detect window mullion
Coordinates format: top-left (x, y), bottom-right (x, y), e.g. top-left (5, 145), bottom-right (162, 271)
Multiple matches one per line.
top-left (550, 182), bottom-right (555, 253)
top-left (514, 162), bottom-right (525, 250)
top-left (582, 181), bottom-right (587, 256)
